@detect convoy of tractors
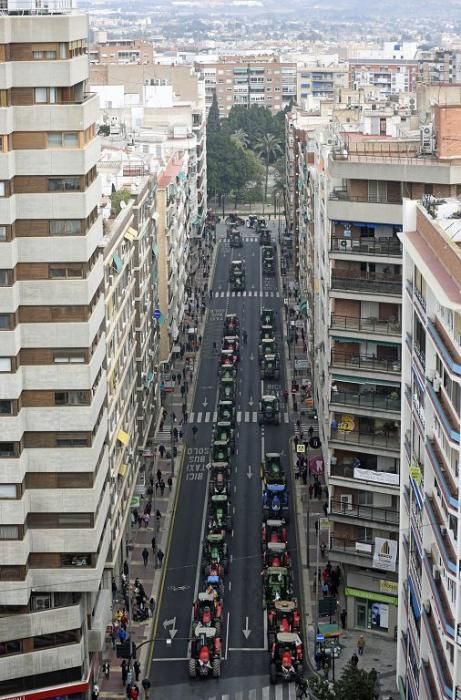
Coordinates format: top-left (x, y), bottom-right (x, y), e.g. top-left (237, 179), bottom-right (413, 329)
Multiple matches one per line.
top-left (188, 216), bottom-right (304, 685)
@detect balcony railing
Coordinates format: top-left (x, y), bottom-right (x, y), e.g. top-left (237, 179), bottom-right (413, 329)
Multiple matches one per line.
top-left (330, 498), bottom-right (399, 525)
top-left (423, 609), bottom-right (453, 697)
top-left (329, 188), bottom-right (403, 205)
top-left (330, 461), bottom-right (400, 486)
top-left (331, 274), bottom-right (402, 296)
top-left (424, 554), bottom-right (455, 637)
top-left (420, 661), bottom-right (439, 700)
top-left (331, 313), bottom-right (401, 336)
top-left (331, 350), bottom-right (401, 373)
top-left (425, 497), bottom-right (457, 575)
top-left (330, 237), bottom-right (402, 257)
top-left (330, 428), bottom-right (401, 450)
top-left (329, 536), bottom-right (374, 562)
top-left (426, 440), bottom-right (459, 509)
top-left (331, 390), bottom-right (401, 412)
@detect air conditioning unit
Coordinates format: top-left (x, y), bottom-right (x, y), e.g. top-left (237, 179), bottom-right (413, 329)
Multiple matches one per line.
top-left (339, 239), bottom-right (352, 250)
top-left (440, 525), bottom-right (447, 536)
top-left (433, 374), bottom-right (441, 392)
top-left (423, 600), bottom-right (432, 616)
top-left (420, 123), bottom-right (434, 154)
top-left (433, 565), bottom-right (441, 581)
top-left (340, 494), bottom-right (353, 510)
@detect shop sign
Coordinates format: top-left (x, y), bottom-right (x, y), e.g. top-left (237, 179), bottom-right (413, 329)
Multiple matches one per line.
top-left (373, 537), bottom-right (398, 572)
top-left (379, 580), bottom-right (398, 595)
top-left (409, 464), bottom-right (422, 485)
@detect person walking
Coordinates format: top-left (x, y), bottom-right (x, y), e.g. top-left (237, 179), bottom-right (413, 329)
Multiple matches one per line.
top-left (308, 484), bottom-right (314, 499)
top-left (91, 684), bottom-right (100, 699)
top-left (157, 548), bottom-right (164, 568)
top-left (340, 608), bottom-right (347, 630)
top-left (323, 502), bottom-right (328, 517)
top-left (149, 597), bottom-right (156, 617)
top-left (143, 512), bottom-right (150, 528)
top-left (357, 634), bottom-right (365, 656)
top-left (159, 479), bottom-right (165, 497)
top-left (142, 548), bottom-right (149, 567)
top-left (102, 661), bottom-right (110, 679)
top-left (156, 509), bottom-right (161, 527)
top-left (121, 660), bottom-right (128, 686)
top-left (192, 425), bottom-right (198, 441)
top-left (133, 660), bottom-right (141, 682)
top-left (351, 652), bottom-right (359, 667)
top-left (167, 476), bottom-right (173, 493)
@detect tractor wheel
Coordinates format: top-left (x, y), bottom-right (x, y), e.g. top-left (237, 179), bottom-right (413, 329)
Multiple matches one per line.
top-left (212, 658), bottom-right (221, 678)
top-left (188, 659), bottom-right (197, 679)
top-left (270, 662), bottom-right (277, 685)
top-left (215, 620), bottom-right (222, 636)
top-left (268, 631), bottom-right (275, 647)
top-left (296, 663), bottom-right (304, 677)
top-left (226, 516), bottom-right (232, 532)
top-left (223, 558), bottom-right (229, 574)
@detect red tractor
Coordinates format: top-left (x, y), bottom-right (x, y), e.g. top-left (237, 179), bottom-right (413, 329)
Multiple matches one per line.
top-left (188, 626), bottom-right (222, 679)
top-left (193, 591), bottom-right (223, 634)
top-left (263, 541), bottom-right (291, 569)
top-left (223, 313), bottom-right (240, 335)
top-left (262, 518), bottom-right (288, 547)
top-left (269, 632), bottom-right (304, 685)
top-left (267, 599), bottom-right (301, 647)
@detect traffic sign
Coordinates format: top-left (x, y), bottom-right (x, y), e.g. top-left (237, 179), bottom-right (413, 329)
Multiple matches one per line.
top-left (296, 443), bottom-right (305, 453)
top-left (316, 633), bottom-right (325, 642)
top-left (153, 308), bottom-right (161, 320)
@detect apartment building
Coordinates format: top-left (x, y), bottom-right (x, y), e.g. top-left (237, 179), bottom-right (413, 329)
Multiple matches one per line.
top-left (297, 61), bottom-right (348, 107)
top-left (89, 39), bottom-right (154, 65)
top-left (417, 47), bottom-right (461, 84)
top-left (349, 58), bottom-right (418, 98)
top-left (195, 55), bottom-right (297, 116)
top-left (0, 2), bottom-right (109, 698)
top-left (300, 99), bottom-right (461, 642)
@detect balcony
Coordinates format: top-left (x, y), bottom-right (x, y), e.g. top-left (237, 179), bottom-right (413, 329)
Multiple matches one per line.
top-left (426, 440), bottom-right (459, 510)
top-left (330, 461), bottom-right (399, 488)
top-left (425, 497), bottom-right (457, 575)
top-left (423, 610), bottom-right (453, 699)
top-left (420, 660), bottom-right (439, 700)
top-left (331, 389), bottom-right (401, 413)
top-left (424, 554), bottom-right (455, 638)
top-left (426, 381), bottom-right (461, 443)
top-left (331, 350), bottom-right (401, 373)
top-left (330, 428), bottom-right (400, 452)
top-left (330, 236), bottom-right (402, 257)
top-left (428, 318), bottom-right (461, 378)
top-left (329, 536), bottom-right (374, 566)
top-left (327, 189), bottom-right (403, 226)
top-left (329, 498), bottom-right (399, 526)
top-left (331, 313), bottom-right (401, 336)
top-left (331, 273), bottom-right (402, 296)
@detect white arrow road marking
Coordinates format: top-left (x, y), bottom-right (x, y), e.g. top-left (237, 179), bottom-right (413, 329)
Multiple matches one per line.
top-left (242, 617), bottom-right (252, 639)
top-left (202, 396), bottom-right (208, 408)
top-left (248, 396), bottom-right (254, 407)
top-left (249, 352), bottom-right (254, 361)
top-left (247, 464), bottom-right (253, 479)
top-left (163, 617), bottom-right (178, 639)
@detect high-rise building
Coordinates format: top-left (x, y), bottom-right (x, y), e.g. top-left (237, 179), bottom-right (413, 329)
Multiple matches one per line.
top-left (0, 1), bottom-right (109, 697)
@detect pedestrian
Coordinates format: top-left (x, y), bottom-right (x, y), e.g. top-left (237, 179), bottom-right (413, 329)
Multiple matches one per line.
top-left (126, 669), bottom-right (133, 687)
top-left (143, 512), bottom-right (150, 528)
top-left (121, 660), bottom-right (128, 686)
top-left (357, 634), bottom-right (365, 656)
top-left (123, 560), bottom-right (129, 577)
top-left (294, 464), bottom-right (300, 480)
top-left (182, 367), bottom-right (186, 380)
top-left (302, 469), bottom-right (307, 486)
top-left (142, 547), bottom-right (149, 566)
top-left (160, 479), bottom-right (165, 497)
top-left (111, 627), bottom-right (117, 649)
top-left (173, 427), bottom-right (178, 442)
top-left (144, 501), bottom-right (151, 516)
top-left (294, 435), bottom-right (299, 450)
top-left (118, 626), bottom-right (127, 643)
top-left (151, 535), bottom-right (156, 555)
top-left (340, 608), bottom-right (347, 630)
top-left (112, 576), bottom-right (117, 597)
top-left (129, 686), bottom-right (139, 700)
top-left (133, 660), bottom-right (141, 681)
top-left (320, 542), bottom-right (326, 558)
top-left (91, 685), bottom-right (100, 699)
top-left (324, 485), bottom-right (329, 500)
top-left (149, 597), bottom-right (156, 617)
top-left (308, 425), bottom-right (314, 438)
top-left (351, 652), bottom-right (359, 668)
top-left (158, 443), bottom-right (165, 459)
top-left (308, 484), bottom-right (314, 499)
top-left (157, 548), bottom-right (164, 568)
top-left (167, 476), bottom-right (173, 493)
top-left (156, 509), bottom-right (161, 527)
top-left (102, 661), bottom-right (110, 679)
top-left (323, 501), bottom-right (328, 517)
top-left (314, 519), bottom-right (319, 535)
top-left (192, 425), bottom-right (198, 441)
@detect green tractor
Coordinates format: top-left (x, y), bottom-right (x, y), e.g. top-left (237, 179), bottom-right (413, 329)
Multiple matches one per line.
top-left (260, 308), bottom-right (275, 328)
top-left (260, 324), bottom-right (274, 341)
top-left (212, 421), bottom-right (235, 451)
top-left (255, 217), bottom-right (267, 231)
top-left (211, 440), bottom-right (231, 464)
top-left (259, 228), bottom-right (272, 246)
top-left (263, 255), bottom-right (275, 276)
top-left (209, 462), bottom-right (230, 496)
top-left (258, 395), bottom-right (281, 425)
top-left (219, 377), bottom-right (235, 402)
top-left (230, 260), bottom-right (246, 292)
top-left (262, 566), bottom-right (293, 609)
top-left (208, 493), bottom-right (232, 533)
top-left (202, 532), bottom-right (229, 576)
top-left (259, 337), bottom-right (277, 361)
top-left (261, 453), bottom-right (286, 486)
top-left (261, 353), bottom-right (280, 380)
top-left (229, 229), bottom-right (243, 248)
top-left (219, 364), bottom-right (237, 382)
top-left (217, 400), bottom-right (236, 425)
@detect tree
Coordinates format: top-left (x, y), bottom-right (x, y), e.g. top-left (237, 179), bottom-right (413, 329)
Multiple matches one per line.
top-left (110, 189), bottom-right (131, 217)
top-left (207, 91), bottom-right (220, 133)
top-left (254, 133), bottom-right (283, 211)
top-left (308, 662), bottom-right (379, 700)
top-left (230, 128), bottom-right (249, 149)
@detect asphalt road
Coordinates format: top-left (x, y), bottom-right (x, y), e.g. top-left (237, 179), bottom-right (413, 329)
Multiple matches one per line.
top-left (149, 221), bottom-right (300, 699)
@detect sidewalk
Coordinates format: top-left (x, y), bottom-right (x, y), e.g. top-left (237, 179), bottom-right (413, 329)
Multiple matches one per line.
top-left (98, 233), bottom-right (217, 699)
top-left (278, 238), bottom-right (398, 698)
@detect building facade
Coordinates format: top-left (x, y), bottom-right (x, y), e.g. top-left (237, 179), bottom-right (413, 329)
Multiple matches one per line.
top-left (0, 3), bottom-right (109, 697)
top-left (89, 39), bottom-right (154, 65)
top-left (348, 59), bottom-right (418, 98)
top-left (297, 62), bottom-right (348, 106)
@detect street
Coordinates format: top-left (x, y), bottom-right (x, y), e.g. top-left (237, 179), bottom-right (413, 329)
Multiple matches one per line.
top-left (149, 221), bottom-right (302, 699)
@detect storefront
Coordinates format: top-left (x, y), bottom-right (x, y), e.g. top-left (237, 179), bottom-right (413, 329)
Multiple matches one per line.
top-left (346, 584), bottom-right (398, 637)
top-left (1, 680), bottom-right (88, 700)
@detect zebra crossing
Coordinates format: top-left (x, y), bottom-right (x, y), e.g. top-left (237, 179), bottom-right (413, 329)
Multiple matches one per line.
top-left (203, 684), bottom-right (301, 700)
top-left (215, 290), bottom-right (280, 298)
top-left (189, 410), bottom-right (290, 424)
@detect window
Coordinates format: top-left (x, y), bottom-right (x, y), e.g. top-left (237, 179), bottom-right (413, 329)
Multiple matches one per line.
top-left (0, 400), bottom-right (12, 415)
top-left (0, 484), bottom-right (16, 498)
top-left (0, 182), bottom-right (5, 196)
top-left (0, 443), bottom-right (15, 457)
top-left (34, 87), bottom-right (47, 103)
top-left (53, 352), bottom-right (85, 364)
top-left (48, 177), bottom-right (80, 192)
top-left (47, 133), bottom-right (79, 148)
top-left (54, 391), bottom-right (88, 405)
top-left (0, 358), bottom-right (11, 372)
top-left (0, 525), bottom-right (19, 540)
top-left (49, 266), bottom-right (83, 279)
top-left (0, 270), bottom-right (11, 286)
top-left (0, 640), bottom-right (21, 656)
top-left (33, 630), bottom-right (79, 649)
top-left (0, 314), bottom-right (10, 329)
top-left (59, 43), bottom-right (67, 59)
top-left (50, 220), bottom-right (81, 236)
top-left (0, 226), bottom-right (7, 241)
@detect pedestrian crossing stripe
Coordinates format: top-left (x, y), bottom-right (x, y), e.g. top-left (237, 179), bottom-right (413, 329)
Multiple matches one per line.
top-left (204, 683), bottom-right (300, 699)
top-left (189, 411), bottom-right (290, 424)
top-left (215, 291), bottom-right (280, 299)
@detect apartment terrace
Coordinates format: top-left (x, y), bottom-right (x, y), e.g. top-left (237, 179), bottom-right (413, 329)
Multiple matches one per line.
top-left (330, 236), bottom-right (402, 257)
top-left (331, 313), bottom-right (401, 336)
top-left (331, 269), bottom-right (402, 296)
top-left (329, 498), bottom-right (399, 527)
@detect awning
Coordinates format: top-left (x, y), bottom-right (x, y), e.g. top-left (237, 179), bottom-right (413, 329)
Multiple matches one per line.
top-left (112, 254), bottom-right (123, 273)
top-left (152, 242), bottom-right (159, 257)
top-left (130, 496), bottom-right (140, 509)
top-left (124, 227), bottom-right (138, 242)
top-left (118, 463), bottom-right (128, 477)
top-left (345, 586), bottom-right (398, 606)
top-left (332, 374), bottom-right (400, 387)
top-left (117, 429), bottom-right (130, 446)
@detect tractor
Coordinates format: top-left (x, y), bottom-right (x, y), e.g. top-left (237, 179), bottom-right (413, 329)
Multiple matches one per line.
top-left (219, 349), bottom-right (238, 373)
top-left (261, 353), bottom-right (280, 380)
top-left (262, 566), bottom-right (293, 609)
top-left (211, 440), bottom-right (231, 465)
top-left (258, 337), bottom-right (277, 361)
top-left (223, 313), bottom-right (240, 335)
top-left (267, 599), bottom-right (301, 647)
top-left (263, 255), bottom-right (275, 276)
top-left (193, 590), bottom-right (223, 633)
top-left (229, 229), bottom-right (243, 247)
top-left (246, 215), bottom-right (258, 229)
top-left (261, 453), bottom-right (285, 486)
top-left (261, 518), bottom-right (288, 546)
top-left (202, 532), bottom-right (229, 576)
top-left (260, 324), bottom-right (275, 340)
top-left (230, 260), bottom-right (246, 292)
top-left (217, 400), bottom-right (236, 425)
top-left (263, 483), bottom-right (289, 522)
top-left (255, 217), bottom-right (267, 231)
top-left (219, 376), bottom-right (235, 402)
top-left (208, 493), bottom-right (232, 533)
top-left (260, 308), bottom-right (275, 328)
top-left (209, 462), bottom-right (230, 496)
top-left (269, 633), bottom-right (303, 685)
top-left (263, 541), bottom-right (291, 569)
top-left (219, 364), bottom-right (237, 382)
top-left (225, 213), bottom-right (244, 226)
top-left (259, 228), bottom-right (272, 246)
top-left (212, 421), bottom-right (235, 451)
top-left (188, 626), bottom-right (222, 679)
top-left (222, 335), bottom-right (240, 360)
top-left (258, 395), bottom-right (281, 425)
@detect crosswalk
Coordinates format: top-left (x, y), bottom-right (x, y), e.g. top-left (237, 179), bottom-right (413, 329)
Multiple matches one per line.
top-left (215, 290), bottom-right (279, 298)
top-left (189, 411), bottom-right (290, 424)
top-left (204, 684), bottom-right (301, 700)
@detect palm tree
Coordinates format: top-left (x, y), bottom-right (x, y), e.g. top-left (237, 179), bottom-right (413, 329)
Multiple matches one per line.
top-left (230, 128), bottom-right (249, 149)
top-left (255, 133), bottom-right (283, 213)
